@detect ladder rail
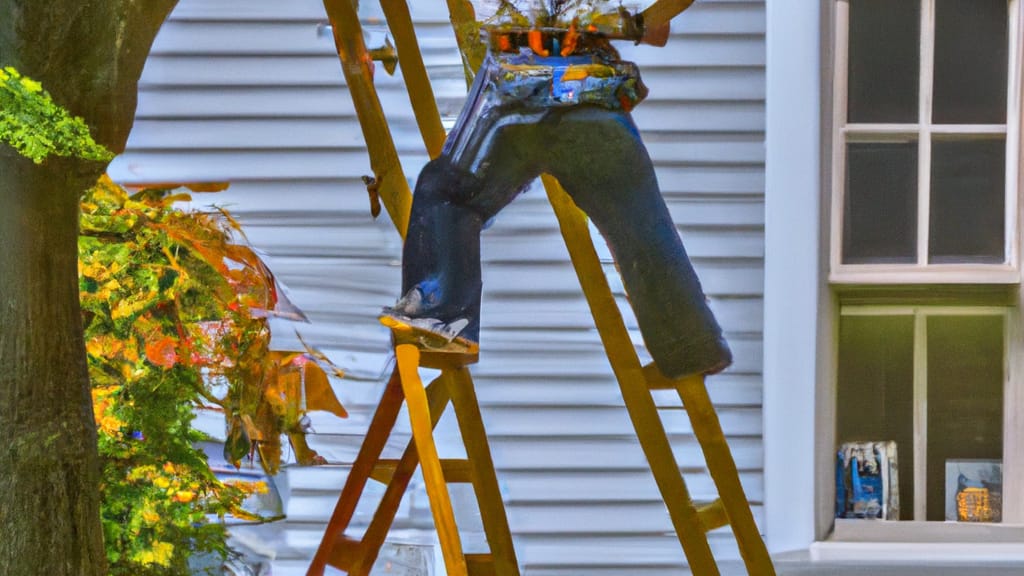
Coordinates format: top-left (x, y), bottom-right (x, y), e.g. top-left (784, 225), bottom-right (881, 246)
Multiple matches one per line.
top-left (544, 177), bottom-right (721, 575)
top-left (348, 376), bottom-right (453, 575)
top-left (396, 345), bottom-right (470, 576)
top-left (308, 367), bottom-right (405, 575)
top-left (446, 367), bottom-right (520, 575)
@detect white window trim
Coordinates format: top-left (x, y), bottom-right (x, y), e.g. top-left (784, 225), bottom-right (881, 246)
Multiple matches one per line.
top-left (829, 0), bottom-right (1023, 284)
top-left (839, 305), bottom-right (1016, 523)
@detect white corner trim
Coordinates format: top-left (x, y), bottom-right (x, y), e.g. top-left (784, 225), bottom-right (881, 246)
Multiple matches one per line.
top-left (763, 0), bottom-right (823, 555)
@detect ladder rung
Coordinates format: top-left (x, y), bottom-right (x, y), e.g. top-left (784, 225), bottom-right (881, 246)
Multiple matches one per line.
top-left (371, 458), bottom-right (474, 484)
top-left (697, 498), bottom-right (730, 532)
top-left (419, 350), bottom-right (479, 370)
top-left (325, 535), bottom-right (363, 571)
top-left (465, 553), bottom-right (496, 576)
top-left (369, 459), bottom-right (400, 484)
top-left (641, 361), bottom-right (702, 390)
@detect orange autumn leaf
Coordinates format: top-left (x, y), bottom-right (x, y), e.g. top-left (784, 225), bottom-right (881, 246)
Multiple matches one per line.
top-left (303, 360), bottom-right (347, 418)
top-left (145, 336), bottom-right (178, 369)
top-left (172, 490), bottom-right (195, 503)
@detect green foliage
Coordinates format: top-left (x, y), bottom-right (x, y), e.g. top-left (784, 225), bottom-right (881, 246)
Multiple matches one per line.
top-left (80, 177), bottom-right (346, 574)
top-left (0, 66), bottom-right (113, 163)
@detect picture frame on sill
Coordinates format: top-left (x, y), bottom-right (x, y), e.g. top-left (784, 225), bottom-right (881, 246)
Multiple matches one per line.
top-left (836, 441), bottom-right (899, 520)
top-left (945, 459), bottom-right (1002, 523)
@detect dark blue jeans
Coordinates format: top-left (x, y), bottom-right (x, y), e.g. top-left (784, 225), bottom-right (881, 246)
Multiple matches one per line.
top-left (396, 62), bottom-right (731, 378)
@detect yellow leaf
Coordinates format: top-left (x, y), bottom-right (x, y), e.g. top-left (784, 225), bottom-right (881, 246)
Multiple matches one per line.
top-left (304, 362), bottom-right (347, 418)
top-left (173, 490), bottom-right (195, 503)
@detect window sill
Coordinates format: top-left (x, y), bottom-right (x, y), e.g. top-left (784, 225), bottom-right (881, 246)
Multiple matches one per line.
top-left (830, 265), bottom-right (1020, 285)
top-left (831, 518), bottom-right (1024, 543)
top-left (813, 520), bottom-right (1024, 562)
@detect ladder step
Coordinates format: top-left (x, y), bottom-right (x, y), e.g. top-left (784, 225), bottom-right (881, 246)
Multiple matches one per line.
top-left (371, 458), bottom-right (475, 484)
top-left (465, 553), bottom-right (496, 576)
top-left (641, 361), bottom-right (703, 390)
top-left (419, 350), bottom-right (479, 370)
top-left (325, 535), bottom-right (363, 572)
top-left (697, 498), bottom-right (730, 532)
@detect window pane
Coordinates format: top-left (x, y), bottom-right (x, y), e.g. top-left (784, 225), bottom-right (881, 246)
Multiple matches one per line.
top-left (837, 315), bottom-right (915, 520)
top-left (926, 315), bottom-right (1003, 522)
top-left (928, 139), bottom-right (1006, 263)
top-left (848, 0), bottom-right (920, 123)
top-left (933, 0), bottom-right (1008, 124)
top-left (844, 142), bottom-right (918, 264)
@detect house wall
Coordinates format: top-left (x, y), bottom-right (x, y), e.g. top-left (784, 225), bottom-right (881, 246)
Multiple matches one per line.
top-left (109, 0), bottom-right (767, 573)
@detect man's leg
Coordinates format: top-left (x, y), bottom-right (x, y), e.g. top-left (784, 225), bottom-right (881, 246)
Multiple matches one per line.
top-left (543, 106), bottom-right (732, 378)
top-left (390, 115), bottom-right (539, 346)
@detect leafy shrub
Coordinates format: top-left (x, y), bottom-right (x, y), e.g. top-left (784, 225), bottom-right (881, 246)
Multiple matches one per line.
top-left (80, 177), bottom-right (347, 574)
top-left (6, 65), bottom-right (348, 575)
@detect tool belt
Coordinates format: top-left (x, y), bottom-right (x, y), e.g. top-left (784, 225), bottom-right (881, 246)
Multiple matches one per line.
top-left (486, 50), bottom-right (647, 112)
top-left (442, 47), bottom-right (647, 170)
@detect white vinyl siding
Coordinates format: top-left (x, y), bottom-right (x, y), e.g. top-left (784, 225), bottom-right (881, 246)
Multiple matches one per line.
top-left (110, 0), bottom-right (766, 573)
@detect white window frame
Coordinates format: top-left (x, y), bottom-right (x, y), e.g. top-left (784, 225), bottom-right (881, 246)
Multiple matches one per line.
top-left (839, 305), bottom-right (1016, 524)
top-left (830, 0), bottom-right (1023, 284)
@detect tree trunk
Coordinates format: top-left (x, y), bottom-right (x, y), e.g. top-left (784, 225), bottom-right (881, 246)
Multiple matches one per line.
top-left (0, 1), bottom-right (177, 574)
top-left (0, 152), bottom-right (109, 574)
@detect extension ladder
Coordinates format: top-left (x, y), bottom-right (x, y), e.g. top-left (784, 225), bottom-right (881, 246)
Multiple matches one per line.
top-left (310, 0), bottom-right (776, 573)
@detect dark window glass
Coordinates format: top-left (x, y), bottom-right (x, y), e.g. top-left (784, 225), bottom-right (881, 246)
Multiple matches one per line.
top-left (933, 0), bottom-right (1008, 124)
top-left (928, 139), bottom-right (1005, 263)
top-left (844, 142), bottom-right (918, 263)
top-left (837, 315), bottom-right (916, 520)
top-left (848, 0), bottom-right (920, 123)
top-left (926, 315), bottom-right (1003, 522)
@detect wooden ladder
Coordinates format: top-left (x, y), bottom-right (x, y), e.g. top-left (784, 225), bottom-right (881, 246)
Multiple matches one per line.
top-left (307, 346), bottom-right (519, 576)
top-left (313, 0), bottom-right (776, 573)
top-left (543, 175), bottom-right (777, 576)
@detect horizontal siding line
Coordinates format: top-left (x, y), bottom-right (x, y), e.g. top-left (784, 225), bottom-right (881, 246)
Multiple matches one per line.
top-left (284, 493), bottom-right (764, 508)
top-left (116, 181), bottom-right (767, 200)
top-left (132, 80), bottom-right (765, 93)
top-left (485, 530), bottom-right (753, 540)
top-left (128, 98), bottom-right (767, 109)
top-left (136, 64), bottom-right (767, 82)
top-left (653, 160), bottom-right (764, 169)
top-left (643, 130), bottom-right (766, 140)
top-left (146, 35), bottom-right (766, 57)
top-left (166, 16), bottom-right (763, 27)
top-left (117, 146), bottom-right (767, 159)
top-left (139, 50), bottom-right (765, 60)
top-left (129, 112), bottom-right (766, 123)
top-left (164, 0), bottom-right (761, 20)
top-left (134, 77), bottom-right (766, 90)
top-left (301, 432), bottom-right (764, 443)
top-left (662, 193), bottom-right (764, 201)
top-left (288, 461), bottom-right (764, 476)
top-left (678, 223), bottom-right (764, 232)
top-left (711, 293), bottom-right (768, 301)
top-left (225, 213), bottom-right (766, 225)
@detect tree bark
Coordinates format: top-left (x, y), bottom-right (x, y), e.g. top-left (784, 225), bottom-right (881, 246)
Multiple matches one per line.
top-left (0, 1), bottom-right (177, 574)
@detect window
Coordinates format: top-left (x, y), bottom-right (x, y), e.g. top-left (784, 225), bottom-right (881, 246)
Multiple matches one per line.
top-left (829, 0), bottom-right (1024, 530)
top-left (831, 0), bottom-right (1021, 283)
top-left (837, 307), bottom-right (1007, 521)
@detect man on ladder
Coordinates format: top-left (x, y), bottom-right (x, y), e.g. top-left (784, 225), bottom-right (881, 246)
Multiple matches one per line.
top-left (313, 1), bottom-right (776, 574)
top-left (381, 0), bottom-right (732, 382)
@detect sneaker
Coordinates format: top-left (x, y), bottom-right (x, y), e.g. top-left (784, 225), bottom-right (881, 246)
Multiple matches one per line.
top-left (392, 287), bottom-right (424, 315)
top-left (379, 309), bottom-right (479, 354)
